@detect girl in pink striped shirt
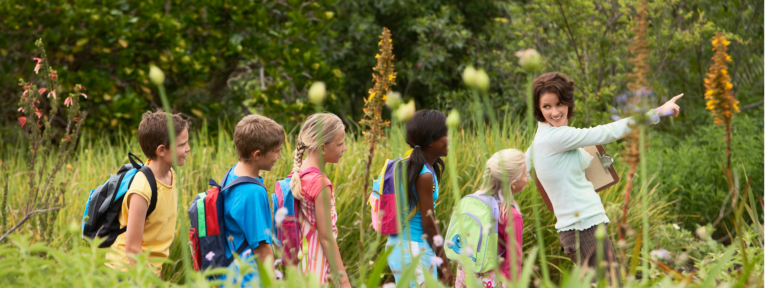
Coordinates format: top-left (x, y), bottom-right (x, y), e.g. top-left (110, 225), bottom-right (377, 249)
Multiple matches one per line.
top-left (288, 113), bottom-right (350, 288)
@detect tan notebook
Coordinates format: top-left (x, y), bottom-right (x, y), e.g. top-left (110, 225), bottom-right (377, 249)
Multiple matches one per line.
top-left (582, 145), bottom-right (620, 192)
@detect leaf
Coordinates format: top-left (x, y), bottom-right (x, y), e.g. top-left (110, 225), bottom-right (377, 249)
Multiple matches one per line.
top-left (365, 245), bottom-right (393, 288)
top-left (700, 245), bottom-right (737, 287)
top-left (75, 38), bottom-right (89, 47)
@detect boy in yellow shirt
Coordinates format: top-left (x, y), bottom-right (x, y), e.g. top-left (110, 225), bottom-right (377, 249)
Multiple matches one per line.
top-left (105, 110), bottom-right (190, 276)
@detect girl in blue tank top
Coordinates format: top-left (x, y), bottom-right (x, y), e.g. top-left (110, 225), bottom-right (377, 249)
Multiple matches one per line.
top-left (386, 110), bottom-right (453, 287)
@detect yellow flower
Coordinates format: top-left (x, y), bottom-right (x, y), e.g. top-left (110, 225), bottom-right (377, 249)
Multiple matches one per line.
top-left (66, 164), bottom-right (73, 170)
top-left (721, 69), bottom-right (727, 75)
top-left (368, 92), bottom-right (376, 100)
top-left (725, 55), bottom-right (732, 62)
top-left (722, 38), bottom-right (731, 46)
top-left (711, 39), bottom-right (719, 46)
top-left (725, 82), bottom-right (733, 90)
top-left (388, 74), bottom-right (396, 81)
top-left (705, 90), bottom-right (714, 96)
top-left (375, 54), bottom-right (380, 59)
top-left (378, 40), bottom-right (383, 46)
top-left (382, 94), bottom-right (387, 101)
top-left (734, 103), bottom-right (740, 112)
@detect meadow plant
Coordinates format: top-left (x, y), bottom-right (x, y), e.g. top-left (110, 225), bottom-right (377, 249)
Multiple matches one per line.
top-left (0, 39), bottom-right (87, 243)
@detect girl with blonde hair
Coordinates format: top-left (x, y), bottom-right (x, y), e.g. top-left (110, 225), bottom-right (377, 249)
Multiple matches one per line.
top-left (289, 113), bottom-right (350, 287)
top-left (455, 149), bottom-right (528, 288)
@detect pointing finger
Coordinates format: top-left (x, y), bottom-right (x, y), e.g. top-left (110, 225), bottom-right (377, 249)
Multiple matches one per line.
top-left (670, 93), bottom-right (684, 102)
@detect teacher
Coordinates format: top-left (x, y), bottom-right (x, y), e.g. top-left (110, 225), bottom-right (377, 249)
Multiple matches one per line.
top-left (525, 72), bottom-right (682, 284)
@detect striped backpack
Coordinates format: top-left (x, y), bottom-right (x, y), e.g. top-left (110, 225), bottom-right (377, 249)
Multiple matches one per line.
top-left (368, 157), bottom-right (427, 235)
top-left (188, 166), bottom-right (266, 271)
top-left (271, 167), bottom-right (320, 265)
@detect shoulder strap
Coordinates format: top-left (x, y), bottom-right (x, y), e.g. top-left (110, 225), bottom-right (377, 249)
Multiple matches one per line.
top-left (138, 166), bottom-right (158, 219)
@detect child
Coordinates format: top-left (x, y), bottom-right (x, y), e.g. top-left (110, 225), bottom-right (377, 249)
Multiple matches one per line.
top-left (455, 149), bottom-right (528, 288)
top-left (106, 110), bottom-right (190, 276)
top-left (221, 114), bottom-right (285, 285)
top-left (289, 113), bottom-right (350, 288)
top-left (387, 109), bottom-right (454, 287)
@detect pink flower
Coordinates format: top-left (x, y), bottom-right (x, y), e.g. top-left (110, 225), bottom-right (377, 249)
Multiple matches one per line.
top-left (18, 116), bottom-right (27, 127)
top-left (275, 207), bottom-right (288, 227)
top-left (34, 108), bottom-right (42, 118)
top-left (49, 70), bottom-right (58, 80)
top-left (80, 93), bottom-right (87, 99)
top-left (18, 107), bottom-right (25, 113)
top-left (275, 270), bottom-right (283, 279)
top-left (205, 251), bottom-right (216, 261)
top-left (33, 57), bottom-right (42, 74)
top-left (433, 235), bottom-right (444, 247)
top-left (64, 97), bottom-right (73, 107)
top-left (431, 256), bottom-right (444, 267)
top-left (38, 88), bottom-right (46, 95)
top-left (50, 90), bottom-right (56, 99)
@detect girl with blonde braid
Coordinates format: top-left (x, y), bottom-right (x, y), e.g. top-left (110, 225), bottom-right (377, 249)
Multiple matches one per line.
top-left (455, 149), bottom-right (528, 288)
top-left (289, 113), bottom-right (350, 287)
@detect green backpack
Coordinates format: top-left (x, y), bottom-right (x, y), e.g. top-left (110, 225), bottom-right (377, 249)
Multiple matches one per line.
top-left (444, 194), bottom-right (501, 273)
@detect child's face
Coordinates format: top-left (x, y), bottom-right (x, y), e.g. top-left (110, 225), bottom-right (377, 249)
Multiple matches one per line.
top-left (511, 162), bottom-right (528, 194)
top-left (322, 130), bottom-right (347, 164)
top-left (429, 135), bottom-right (449, 158)
top-left (255, 145), bottom-right (282, 172)
top-left (158, 128), bottom-right (191, 166)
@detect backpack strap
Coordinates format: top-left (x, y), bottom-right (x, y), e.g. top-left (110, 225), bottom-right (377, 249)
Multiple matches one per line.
top-left (138, 166), bottom-right (159, 219)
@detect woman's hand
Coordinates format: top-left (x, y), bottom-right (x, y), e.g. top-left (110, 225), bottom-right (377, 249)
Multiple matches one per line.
top-left (656, 94), bottom-right (684, 117)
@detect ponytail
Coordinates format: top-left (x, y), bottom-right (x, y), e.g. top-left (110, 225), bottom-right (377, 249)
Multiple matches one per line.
top-left (405, 110), bottom-right (447, 208)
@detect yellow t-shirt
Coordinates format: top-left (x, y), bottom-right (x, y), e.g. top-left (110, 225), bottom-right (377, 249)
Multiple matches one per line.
top-left (105, 168), bottom-right (178, 276)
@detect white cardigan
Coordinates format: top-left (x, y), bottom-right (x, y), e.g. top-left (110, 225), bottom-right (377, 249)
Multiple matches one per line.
top-left (525, 110), bottom-right (659, 232)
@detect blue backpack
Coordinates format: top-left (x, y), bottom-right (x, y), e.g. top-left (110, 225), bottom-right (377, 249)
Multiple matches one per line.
top-left (271, 167), bottom-right (320, 265)
top-left (81, 153), bottom-right (158, 248)
top-left (188, 166), bottom-right (266, 271)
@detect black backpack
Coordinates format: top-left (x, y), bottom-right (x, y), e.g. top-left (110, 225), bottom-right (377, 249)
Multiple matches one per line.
top-left (81, 153), bottom-right (158, 248)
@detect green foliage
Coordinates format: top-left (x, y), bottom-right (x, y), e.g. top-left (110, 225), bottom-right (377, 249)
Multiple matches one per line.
top-left (1, 0), bottom-right (342, 134)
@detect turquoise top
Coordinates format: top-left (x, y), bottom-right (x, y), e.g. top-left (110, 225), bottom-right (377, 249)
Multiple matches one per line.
top-left (526, 110), bottom-right (659, 232)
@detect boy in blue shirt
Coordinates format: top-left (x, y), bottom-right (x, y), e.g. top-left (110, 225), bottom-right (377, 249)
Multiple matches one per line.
top-left (221, 114), bottom-right (284, 285)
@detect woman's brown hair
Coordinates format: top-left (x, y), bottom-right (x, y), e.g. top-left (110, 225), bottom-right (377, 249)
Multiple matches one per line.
top-left (532, 72), bottom-right (576, 123)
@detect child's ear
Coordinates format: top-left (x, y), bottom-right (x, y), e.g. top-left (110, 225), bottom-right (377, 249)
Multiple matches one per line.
top-left (251, 150), bottom-right (263, 161)
top-left (155, 145), bottom-right (167, 158)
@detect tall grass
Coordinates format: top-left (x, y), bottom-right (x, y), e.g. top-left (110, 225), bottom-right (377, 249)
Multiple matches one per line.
top-left (0, 116), bottom-right (684, 283)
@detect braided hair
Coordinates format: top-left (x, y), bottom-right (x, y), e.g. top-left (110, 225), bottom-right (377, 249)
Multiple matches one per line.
top-left (405, 110), bottom-right (447, 208)
top-left (289, 113), bottom-right (345, 200)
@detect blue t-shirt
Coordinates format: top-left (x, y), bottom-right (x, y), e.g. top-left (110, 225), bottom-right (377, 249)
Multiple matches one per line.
top-left (221, 166), bottom-right (273, 259)
top-left (404, 164), bottom-right (438, 242)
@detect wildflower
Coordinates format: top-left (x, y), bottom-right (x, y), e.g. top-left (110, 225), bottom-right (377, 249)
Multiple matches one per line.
top-left (275, 270), bottom-right (284, 280)
top-left (49, 70), bottom-right (58, 80)
top-left (431, 256), bottom-right (444, 267)
top-left (205, 251), bottom-right (216, 261)
top-left (375, 54), bottom-right (380, 59)
top-left (433, 235), bottom-right (444, 247)
top-left (446, 109), bottom-right (460, 128)
top-left (275, 207), bottom-right (289, 227)
top-left (66, 164), bottom-right (73, 170)
top-left (307, 81), bottom-right (326, 105)
top-left (149, 64), bottom-right (165, 85)
top-left (385, 91), bottom-right (402, 108)
top-left (274, 259), bottom-right (282, 266)
top-left (64, 97), bottom-right (74, 107)
top-left (462, 66), bottom-right (477, 88)
top-left (649, 248), bottom-right (670, 261)
top-left (594, 224), bottom-right (606, 240)
top-left (610, 115), bottom-right (621, 121)
top-left (18, 116), bottom-right (27, 127)
top-left (34, 108), bottom-right (42, 118)
top-left (33, 57), bottom-right (43, 74)
top-left (49, 90), bottom-right (56, 99)
top-left (388, 74), bottom-right (396, 81)
top-left (696, 226), bottom-right (710, 240)
top-left (242, 249), bottom-right (252, 258)
top-left (38, 88), bottom-right (46, 95)
top-left (18, 107), bottom-right (24, 112)
top-left (368, 92), bottom-right (376, 101)
top-left (80, 93), bottom-right (87, 99)
top-left (475, 68), bottom-right (490, 91)
top-left (396, 100), bottom-right (415, 121)
top-left (445, 239), bottom-right (455, 247)
top-left (672, 224), bottom-right (680, 230)
top-left (516, 49), bottom-right (543, 72)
